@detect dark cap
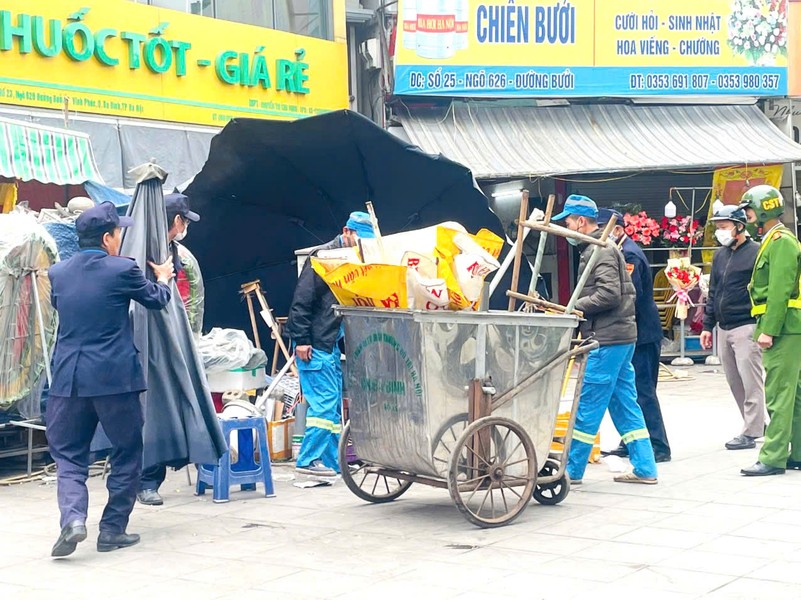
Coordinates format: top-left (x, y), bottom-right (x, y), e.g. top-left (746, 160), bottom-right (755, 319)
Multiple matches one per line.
top-left (597, 208), bottom-right (623, 226)
top-left (75, 201), bottom-right (133, 236)
top-left (165, 193), bottom-right (200, 223)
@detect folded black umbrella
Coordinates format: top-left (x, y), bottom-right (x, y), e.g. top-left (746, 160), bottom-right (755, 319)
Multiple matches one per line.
top-left (185, 109), bottom-right (503, 335)
top-left (121, 163), bottom-right (226, 470)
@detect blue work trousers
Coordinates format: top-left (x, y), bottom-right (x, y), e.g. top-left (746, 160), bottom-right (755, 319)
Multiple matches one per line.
top-left (567, 343), bottom-right (658, 481)
top-left (296, 347), bottom-right (343, 472)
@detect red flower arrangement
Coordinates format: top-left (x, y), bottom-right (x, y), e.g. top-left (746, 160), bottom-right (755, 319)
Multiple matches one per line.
top-left (660, 216), bottom-right (704, 249)
top-left (623, 212), bottom-right (661, 247)
top-left (665, 257), bottom-right (702, 320)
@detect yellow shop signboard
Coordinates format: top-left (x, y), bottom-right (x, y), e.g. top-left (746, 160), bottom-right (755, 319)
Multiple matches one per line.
top-left (395, 0), bottom-right (789, 97)
top-left (0, 0), bottom-right (349, 126)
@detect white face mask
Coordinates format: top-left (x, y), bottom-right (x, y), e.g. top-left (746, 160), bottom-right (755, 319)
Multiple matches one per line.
top-left (715, 228), bottom-right (735, 247)
top-left (174, 222), bottom-right (188, 241)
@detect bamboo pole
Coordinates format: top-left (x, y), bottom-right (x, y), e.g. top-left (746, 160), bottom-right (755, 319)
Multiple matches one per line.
top-left (507, 190), bottom-right (530, 312)
top-left (505, 290), bottom-right (584, 318)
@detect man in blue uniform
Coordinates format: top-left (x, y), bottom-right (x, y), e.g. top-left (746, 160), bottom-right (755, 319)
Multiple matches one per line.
top-left (47, 202), bottom-right (174, 557)
top-left (286, 212), bottom-right (374, 477)
top-left (598, 209), bottom-right (672, 462)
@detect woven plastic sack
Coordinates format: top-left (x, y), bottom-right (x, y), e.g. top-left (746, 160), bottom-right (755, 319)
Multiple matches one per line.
top-left (311, 261), bottom-right (410, 308)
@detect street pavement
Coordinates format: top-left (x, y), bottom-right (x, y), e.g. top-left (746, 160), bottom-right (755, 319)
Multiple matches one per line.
top-left (1, 365), bottom-right (800, 599)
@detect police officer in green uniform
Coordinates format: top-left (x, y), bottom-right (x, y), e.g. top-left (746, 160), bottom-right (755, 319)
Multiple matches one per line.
top-left (739, 185), bottom-right (801, 476)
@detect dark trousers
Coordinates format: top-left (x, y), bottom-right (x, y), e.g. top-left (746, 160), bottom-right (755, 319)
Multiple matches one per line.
top-left (629, 341), bottom-right (671, 456)
top-left (140, 463), bottom-right (167, 491)
top-left (46, 393), bottom-right (144, 534)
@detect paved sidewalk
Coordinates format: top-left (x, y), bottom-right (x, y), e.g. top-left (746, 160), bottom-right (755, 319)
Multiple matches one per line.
top-left (1, 366), bottom-right (800, 599)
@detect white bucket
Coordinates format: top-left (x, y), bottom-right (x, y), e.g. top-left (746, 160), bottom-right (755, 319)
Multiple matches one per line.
top-left (415, 0), bottom-right (456, 60)
top-left (402, 1), bottom-right (417, 50)
top-left (455, 0), bottom-right (469, 50)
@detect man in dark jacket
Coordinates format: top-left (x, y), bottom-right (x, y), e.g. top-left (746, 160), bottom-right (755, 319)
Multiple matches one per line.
top-left (286, 212), bottom-right (375, 476)
top-left (47, 202), bottom-right (173, 557)
top-left (700, 205), bottom-right (765, 450)
top-left (554, 195), bottom-right (658, 485)
top-left (598, 209), bottom-right (671, 462)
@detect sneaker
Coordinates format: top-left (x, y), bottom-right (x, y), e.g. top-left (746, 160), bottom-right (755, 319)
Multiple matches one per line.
top-left (296, 460), bottom-right (336, 477)
top-left (613, 472), bottom-right (658, 485)
top-left (725, 434), bottom-right (756, 450)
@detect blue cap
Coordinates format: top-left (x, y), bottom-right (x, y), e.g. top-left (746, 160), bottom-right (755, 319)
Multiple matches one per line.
top-left (597, 208), bottom-right (623, 226)
top-left (552, 195), bottom-right (598, 221)
top-left (345, 211), bottom-right (375, 239)
top-left (75, 201), bottom-right (133, 236)
top-left (165, 193), bottom-right (200, 222)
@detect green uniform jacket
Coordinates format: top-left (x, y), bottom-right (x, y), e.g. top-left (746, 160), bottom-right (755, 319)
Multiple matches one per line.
top-left (750, 227), bottom-right (801, 337)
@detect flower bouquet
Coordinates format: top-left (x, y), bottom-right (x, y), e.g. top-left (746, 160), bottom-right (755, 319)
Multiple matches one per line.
top-left (622, 212), bottom-right (661, 247)
top-left (660, 215), bottom-right (704, 249)
top-left (665, 257), bottom-right (702, 320)
top-left (727, 0), bottom-right (787, 66)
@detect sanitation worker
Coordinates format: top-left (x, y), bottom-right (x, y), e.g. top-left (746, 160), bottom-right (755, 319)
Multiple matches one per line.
top-left (554, 195), bottom-right (658, 485)
top-left (739, 185), bottom-right (801, 476)
top-left (286, 212), bottom-right (375, 477)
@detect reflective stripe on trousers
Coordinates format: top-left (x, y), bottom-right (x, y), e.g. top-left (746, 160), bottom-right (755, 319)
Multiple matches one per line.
top-left (295, 347), bottom-right (343, 472)
top-left (567, 343), bottom-right (658, 481)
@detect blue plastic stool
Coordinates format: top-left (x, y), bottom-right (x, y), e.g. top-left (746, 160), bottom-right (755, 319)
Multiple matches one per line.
top-left (196, 416), bottom-right (276, 503)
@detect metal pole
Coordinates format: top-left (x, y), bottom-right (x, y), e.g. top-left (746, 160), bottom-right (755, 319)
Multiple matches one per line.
top-left (31, 271), bottom-right (52, 386)
top-left (530, 195), bottom-right (555, 285)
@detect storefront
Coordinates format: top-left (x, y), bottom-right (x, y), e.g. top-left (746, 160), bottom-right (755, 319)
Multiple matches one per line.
top-left (0, 0), bottom-right (350, 199)
top-left (391, 0), bottom-right (801, 304)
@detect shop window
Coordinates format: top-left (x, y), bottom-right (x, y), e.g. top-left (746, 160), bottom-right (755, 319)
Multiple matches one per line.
top-left (189, 0), bottom-right (214, 16)
top-left (150, 0), bottom-right (189, 11)
top-left (215, 0), bottom-right (275, 28)
top-left (275, 0), bottom-right (333, 40)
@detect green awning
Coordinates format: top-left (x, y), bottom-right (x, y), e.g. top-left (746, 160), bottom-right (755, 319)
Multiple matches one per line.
top-left (0, 117), bottom-right (104, 185)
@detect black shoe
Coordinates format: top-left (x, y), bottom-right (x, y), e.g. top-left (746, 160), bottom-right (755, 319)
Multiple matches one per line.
top-left (97, 531), bottom-right (140, 553)
top-left (51, 520), bottom-right (87, 558)
top-left (654, 453), bottom-right (672, 463)
top-left (726, 435), bottom-right (756, 450)
top-left (601, 444), bottom-right (629, 458)
top-left (137, 489), bottom-right (163, 506)
top-left (786, 460), bottom-right (801, 471)
top-left (740, 462), bottom-right (785, 477)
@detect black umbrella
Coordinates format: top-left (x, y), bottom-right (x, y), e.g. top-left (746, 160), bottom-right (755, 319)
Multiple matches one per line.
top-left (185, 109), bottom-right (503, 335)
top-left (121, 163), bottom-right (226, 470)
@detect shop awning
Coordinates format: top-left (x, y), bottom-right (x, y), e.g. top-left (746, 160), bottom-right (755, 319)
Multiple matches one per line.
top-left (398, 104), bottom-right (801, 180)
top-left (0, 117), bottom-right (104, 185)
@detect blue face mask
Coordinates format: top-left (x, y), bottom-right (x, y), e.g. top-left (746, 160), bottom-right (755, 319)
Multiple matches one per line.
top-left (567, 236), bottom-right (579, 246)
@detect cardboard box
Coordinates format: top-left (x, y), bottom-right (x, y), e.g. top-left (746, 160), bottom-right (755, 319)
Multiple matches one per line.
top-left (267, 417), bottom-right (295, 462)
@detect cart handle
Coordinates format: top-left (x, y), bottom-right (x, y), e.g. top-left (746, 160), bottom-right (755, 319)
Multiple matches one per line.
top-left (506, 290), bottom-right (584, 318)
top-left (491, 339), bottom-right (599, 413)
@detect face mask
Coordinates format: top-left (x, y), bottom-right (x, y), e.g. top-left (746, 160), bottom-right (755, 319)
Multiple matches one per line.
top-left (715, 228), bottom-right (735, 247)
top-left (174, 221), bottom-right (188, 241)
top-left (567, 236), bottom-right (579, 246)
top-left (608, 233), bottom-right (619, 243)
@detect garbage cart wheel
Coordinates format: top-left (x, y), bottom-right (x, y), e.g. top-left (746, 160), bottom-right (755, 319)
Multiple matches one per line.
top-left (533, 459), bottom-right (570, 506)
top-left (432, 413), bottom-right (505, 478)
top-left (338, 423), bottom-right (413, 504)
top-left (448, 416), bottom-right (537, 528)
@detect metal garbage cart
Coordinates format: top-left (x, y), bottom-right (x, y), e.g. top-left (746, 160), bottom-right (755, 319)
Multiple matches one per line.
top-left (335, 307), bottom-right (597, 528)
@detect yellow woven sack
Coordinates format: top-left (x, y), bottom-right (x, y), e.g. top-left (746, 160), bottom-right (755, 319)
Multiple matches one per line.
top-left (311, 260), bottom-right (409, 309)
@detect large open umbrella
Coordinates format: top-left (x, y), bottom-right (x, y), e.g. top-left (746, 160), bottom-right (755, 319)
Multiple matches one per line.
top-left (185, 109), bottom-right (503, 335)
top-left (121, 163), bottom-right (225, 470)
